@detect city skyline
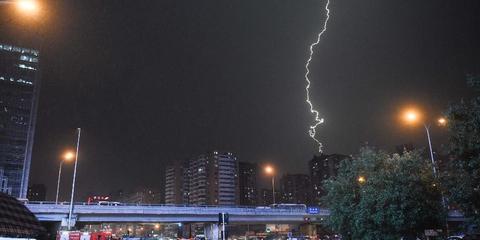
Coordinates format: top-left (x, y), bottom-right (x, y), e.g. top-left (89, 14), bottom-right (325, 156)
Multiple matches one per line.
top-left (1, 1), bottom-right (479, 239)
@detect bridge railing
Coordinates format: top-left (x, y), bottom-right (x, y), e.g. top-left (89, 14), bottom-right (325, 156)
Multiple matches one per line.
top-left (27, 201), bottom-right (304, 209)
top-left (27, 201), bottom-right (244, 206)
top-left (26, 201), bottom-right (330, 215)
top-left (27, 201), bottom-right (264, 208)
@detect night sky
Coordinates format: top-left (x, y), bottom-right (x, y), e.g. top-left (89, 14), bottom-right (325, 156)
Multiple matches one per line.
top-left (2, 0), bottom-right (480, 201)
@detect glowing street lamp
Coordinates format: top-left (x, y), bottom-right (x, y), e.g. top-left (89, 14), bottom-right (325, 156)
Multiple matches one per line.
top-left (406, 112), bottom-right (417, 122)
top-left (264, 165), bottom-right (276, 204)
top-left (55, 150), bottom-right (75, 204)
top-left (0, 0), bottom-right (40, 16)
top-left (403, 108), bottom-right (421, 124)
top-left (400, 107), bottom-right (447, 177)
top-left (437, 117), bottom-right (447, 126)
top-left (63, 151), bottom-right (75, 161)
top-left (265, 166), bottom-right (273, 175)
top-left (357, 176), bottom-right (366, 184)
top-left (16, 0), bottom-right (39, 15)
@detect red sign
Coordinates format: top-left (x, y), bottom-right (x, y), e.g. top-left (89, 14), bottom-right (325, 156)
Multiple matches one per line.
top-left (69, 231), bottom-right (81, 240)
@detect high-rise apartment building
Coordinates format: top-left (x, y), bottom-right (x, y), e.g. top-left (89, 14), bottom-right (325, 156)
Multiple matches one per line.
top-left (0, 43), bottom-right (40, 198)
top-left (280, 174), bottom-right (311, 204)
top-left (187, 154), bottom-right (208, 205)
top-left (188, 151), bottom-right (239, 205)
top-left (309, 154), bottom-right (349, 205)
top-left (165, 151), bottom-right (239, 206)
top-left (238, 161), bottom-right (257, 205)
top-left (165, 159), bottom-right (188, 204)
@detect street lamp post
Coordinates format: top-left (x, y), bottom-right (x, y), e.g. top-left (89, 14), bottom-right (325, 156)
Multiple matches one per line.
top-left (55, 151), bottom-right (75, 204)
top-left (271, 175), bottom-right (275, 204)
top-left (423, 121), bottom-right (448, 209)
top-left (67, 128), bottom-right (81, 230)
top-left (423, 123), bottom-right (437, 177)
top-left (55, 160), bottom-right (64, 204)
top-left (402, 109), bottom-right (444, 176)
top-left (264, 165), bottom-right (275, 204)
top-left (402, 109), bottom-right (449, 233)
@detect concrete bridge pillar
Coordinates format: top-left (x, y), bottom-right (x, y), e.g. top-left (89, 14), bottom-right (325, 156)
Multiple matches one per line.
top-left (204, 223), bottom-right (219, 240)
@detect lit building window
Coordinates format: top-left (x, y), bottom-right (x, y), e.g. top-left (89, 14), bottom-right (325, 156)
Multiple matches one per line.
top-left (20, 55), bottom-right (38, 63)
top-left (18, 64), bottom-right (36, 71)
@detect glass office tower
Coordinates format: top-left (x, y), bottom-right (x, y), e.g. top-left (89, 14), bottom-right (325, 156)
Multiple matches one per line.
top-left (0, 43), bottom-right (40, 198)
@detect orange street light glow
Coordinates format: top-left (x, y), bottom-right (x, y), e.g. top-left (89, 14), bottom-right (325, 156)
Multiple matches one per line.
top-left (404, 110), bottom-right (419, 123)
top-left (400, 107), bottom-right (425, 125)
top-left (63, 151), bottom-right (75, 161)
top-left (357, 176), bottom-right (366, 184)
top-left (264, 165), bottom-right (274, 175)
top-left (16, 0), bottom-right (39, 15)
top-left (438, 117), bottom-right (447, 126)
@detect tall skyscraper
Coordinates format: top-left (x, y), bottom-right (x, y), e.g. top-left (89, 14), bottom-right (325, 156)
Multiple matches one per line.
top-left (309, 154), bottom-right (349, 205)
top-left (0, 43), bottom-right (40, 198)
top-left (280, 174), bottom-right (311, 204)
top-left (188, 151), bottom-right (239, 205)
top-left (238, 161), bottom-right (257, 206)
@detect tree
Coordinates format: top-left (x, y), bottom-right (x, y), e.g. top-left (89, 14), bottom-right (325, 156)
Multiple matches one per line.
top-left (444, 85), bottom-right (480, 225)
top-left (323, 148), bottom-right (444, 240)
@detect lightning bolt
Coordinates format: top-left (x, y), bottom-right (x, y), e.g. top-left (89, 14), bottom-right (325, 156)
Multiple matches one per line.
top-left (305, 0), bottom-right (331, 153)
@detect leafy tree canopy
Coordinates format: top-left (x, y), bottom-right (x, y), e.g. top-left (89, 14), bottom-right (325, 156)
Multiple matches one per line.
top-left (323, 148), bottom-right (444, 240)
top-left (444, 81), bottom-right (480, 225)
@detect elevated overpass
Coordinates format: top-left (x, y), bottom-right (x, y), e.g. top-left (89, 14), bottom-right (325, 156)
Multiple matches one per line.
top-left (26, 202), bottom-right (330, 225)
top-left (25, 202), bottom-right (465, 239)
